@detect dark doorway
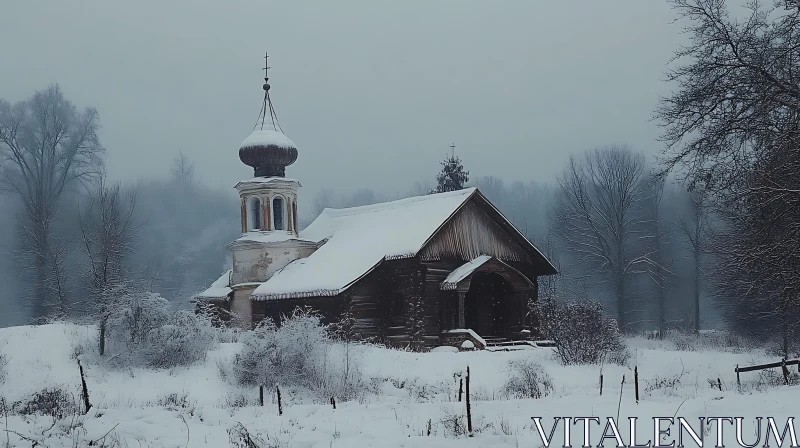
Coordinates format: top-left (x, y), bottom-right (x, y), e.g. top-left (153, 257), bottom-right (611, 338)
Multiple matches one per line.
top-left (464, 272), bottom-right (511, 337)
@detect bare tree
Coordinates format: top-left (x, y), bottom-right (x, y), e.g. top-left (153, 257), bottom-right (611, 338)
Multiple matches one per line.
top-left (657, 0), bottom-right (800, 346)
top-left (0, 85), bottom-right (104, 320)
top-left (410, 180), bottom-right (434, 197)
top-left (676, 187), bottom-right (711, 333)
top-left (313, 189), bottom-right (338, 216)
top-left (346, 188), bottom-right (380, 207)
top-left (79, 179), bottom-right (138, 355)
top-left (656, 0), bottom-right (800, 193)
top-left (551, 146), bottom-right (651, 331)
top-left (171, 151), bottom-right (195, 186)
top-left (714, 126), bottom-right (800, 353)
top-left (642, 175), bottom-right (674, 334)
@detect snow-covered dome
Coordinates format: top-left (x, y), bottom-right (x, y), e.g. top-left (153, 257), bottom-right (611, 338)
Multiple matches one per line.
top-left (239, 128), bottom-right (298, 178)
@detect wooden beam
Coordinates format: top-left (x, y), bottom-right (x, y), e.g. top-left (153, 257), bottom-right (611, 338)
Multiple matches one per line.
top-left (240, 198), bottom-right (247, 233)
top-left (264, 198), bottom-right (271, 231)
top-left (736, 359), bottom-right (799, 373)
top-left (458, 292), bottom-right (466, 328)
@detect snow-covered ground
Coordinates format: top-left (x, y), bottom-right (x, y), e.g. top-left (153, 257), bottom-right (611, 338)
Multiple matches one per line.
top-left (0, 323), bottom-right (797, 447)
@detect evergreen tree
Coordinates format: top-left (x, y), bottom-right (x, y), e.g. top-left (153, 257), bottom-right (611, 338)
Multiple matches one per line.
top-left (433, 147), bottom-right (469, 193)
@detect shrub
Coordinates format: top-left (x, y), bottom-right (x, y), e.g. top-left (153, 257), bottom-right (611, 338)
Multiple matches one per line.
top-left (106, 291), bottom-right (172, 353)
top-left (232, 310), bottom-right (325, 387)
top-left (142, 311), bottom-right (216, 368)
top-left (662, 330), bottom-right (754, 353)
top-left (228, 422), bottom-right (292, 448)
top-left (500, 359), bottom-right (554, 399)
top-left (225, 392), bottom-right (253, 408)
top-left (232, 308), bottom-right (364, 401)
top-left (12, 388), bottom-right (78, 419)
top-left (438, 405), bottom-right (493, 438)
top-left (103, 290), bottom-right (217, 368)
top-left (535, 299), bottom-right (628, 365)
top-left (156, 392), bottom-right (191, 409)
top-left (438, 406), bottom-right (468, 438)
top-left (644, 373), bottom-right (683, 396)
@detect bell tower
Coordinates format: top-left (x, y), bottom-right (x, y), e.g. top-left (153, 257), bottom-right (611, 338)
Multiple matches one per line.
top-left (235, 52), bottom-right (301, 237)
top-left (226, 53), bottom-right (316, 329)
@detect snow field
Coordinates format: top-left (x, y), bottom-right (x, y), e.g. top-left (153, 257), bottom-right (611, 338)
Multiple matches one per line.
top-left (0, 323), bottom-right (795, 447)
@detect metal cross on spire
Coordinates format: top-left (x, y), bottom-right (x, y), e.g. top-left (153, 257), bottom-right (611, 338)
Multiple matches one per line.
top-left (254, 51), bottom-right (283, 133)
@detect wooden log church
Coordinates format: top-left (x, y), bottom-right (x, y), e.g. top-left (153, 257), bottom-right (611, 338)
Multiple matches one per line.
top-left (195, 56), bottom-right (557, 349)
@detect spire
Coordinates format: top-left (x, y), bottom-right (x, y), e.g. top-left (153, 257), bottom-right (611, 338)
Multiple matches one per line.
top-left (254, 52), bottom-right (284, 133)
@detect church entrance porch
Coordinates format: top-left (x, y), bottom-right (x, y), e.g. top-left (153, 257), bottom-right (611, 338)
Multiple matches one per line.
top-left (463, 272), bottom-right (511, 339)
top-left (437, 256), bottom-right (536, 347)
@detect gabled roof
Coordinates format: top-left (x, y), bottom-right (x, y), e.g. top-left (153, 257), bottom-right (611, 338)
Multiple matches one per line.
top-left (251, 187), bottom-right (556, 300)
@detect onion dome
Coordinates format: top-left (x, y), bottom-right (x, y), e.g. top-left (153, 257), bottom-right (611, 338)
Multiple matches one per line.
top-left (239, 129), bottom-right (298, 177)
top-left (239, 52), bottom-right (298, 178)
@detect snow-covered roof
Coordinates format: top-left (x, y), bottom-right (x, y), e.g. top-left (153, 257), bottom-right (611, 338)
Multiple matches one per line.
top-left (240, 129), bottom-right (296, 150)
top-left (195, 270), bottom-right (232, 300)
top-left (232, 231), bottom-right (316, 246)
top-left (440, 255), bottom-right (492, 290)
top-left (236, 177), bottom-right (300, 185)
top-left (252, 188), bottom-right (477, 300)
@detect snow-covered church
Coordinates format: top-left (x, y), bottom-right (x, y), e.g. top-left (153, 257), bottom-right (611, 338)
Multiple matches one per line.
top-left (196, 58), bottom-right (557, 349)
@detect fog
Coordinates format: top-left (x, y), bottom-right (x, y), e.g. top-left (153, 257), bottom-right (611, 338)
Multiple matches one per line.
top-left (2, 0), bottom-right (678, 216)
top-left (1, 1), bottom-right (695, 328)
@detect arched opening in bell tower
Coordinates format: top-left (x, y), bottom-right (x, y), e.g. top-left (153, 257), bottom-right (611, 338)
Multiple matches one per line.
top-left (272, 195), bottom-right (285, 230)
top-left (247, 196), bottom-right (262, 231)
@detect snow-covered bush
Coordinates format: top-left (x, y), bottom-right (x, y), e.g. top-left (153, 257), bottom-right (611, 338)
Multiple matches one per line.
top-left (500, 359), bottom-right (553, 399)
top-left (228, 422), bottom-right (293, 448)
top-left (666, 330), bottom-right (754, 353)
top-left (644, 373), bottom-right (684, 397)
top-left (438, 405), bottom-right (468, 438)
top-left (105, 291), bottom-right (171, 354)
top-left (103, 290), bottom-right (217, 368)
top-left (535, 299), bottom-right (628, 365)
top-left (224, 391), bottom-right (254, 408)
top-left (143, 310), bottom-right (216, 368)
top-left (437, 405), bottom-right (493, 438)
top-left (12, 388), bottom-right (78, 419)
top-left (232, 308), bottom-right (364, 401)
top-left (156, 392), bottom-right (192, 409)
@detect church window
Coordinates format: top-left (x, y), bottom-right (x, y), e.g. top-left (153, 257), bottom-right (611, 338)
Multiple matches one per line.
top-left (273, 196), bottom-right (285, 230)
top-left (247, 196), bottom-right (262, 230)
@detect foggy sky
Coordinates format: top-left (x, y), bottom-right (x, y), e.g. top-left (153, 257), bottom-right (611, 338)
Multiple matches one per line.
top-left (2, 0), bottom-right (679, 217)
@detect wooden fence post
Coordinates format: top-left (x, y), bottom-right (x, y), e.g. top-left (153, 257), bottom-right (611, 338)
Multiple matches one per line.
top-left (600, 373), bottom-right (604, 396)
top-left (616, 375), bottom-right (625, 422)
top-left (276, 385), bottom-right (283, 416)
top-left (77, 360), bottom-right (91, 414)
top-left (634, 366), bottom-right (639, 404)
top-left (458, 378), bottom-right (463, 402)
top-left (717, 378), bottom-right (722, 392)
top-left (259, 385), bottom-right (264, 406)
top-left (466, 366), bottom-right (473, 437)
top-left (330, 397), bottom-right (336, 409)
top-left (736, 365), bottom-right (740, 387)
top-left (781, 359), bottom-right (789, 385)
